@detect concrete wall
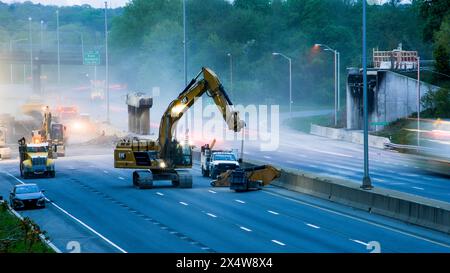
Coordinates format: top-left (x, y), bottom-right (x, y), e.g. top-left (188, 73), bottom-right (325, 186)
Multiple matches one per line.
top-left (310, 124), bottom-right (390, 149)
top-left (347, 70), bottom-right (439, 131)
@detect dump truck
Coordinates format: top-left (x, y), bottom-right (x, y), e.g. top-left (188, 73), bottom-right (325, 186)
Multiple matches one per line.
top-left (114, 67), bottom-right (245, 189)
top-left (211, 165), bottom-right (281, 191)
top-left (18, 137), bottom-right (55, 178)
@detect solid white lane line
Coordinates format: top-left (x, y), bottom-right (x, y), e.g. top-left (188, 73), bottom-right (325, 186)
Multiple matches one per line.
top-left (271, 240), bottom-right (286, 246)
top-left (207, 213), bottom-right (217, 218)
top-left (49, 201), bottom-right (127, 253)
top-left (240, 226), bottom-right (252, 232)
top-left (350, 239), bottom-right (368, 246)
top-left (286, 160), bottom-right (296, 164)
top-left (268, 210), bottom-right (279, 215)
top-left (306, 223), bottom-right (320, 229)
top-left (308, 164), bottom-right (319, 168)
top-left (5, 172), bottom-right (127, 253)
top-left (208, 190), bottom-right (217, 194)
top-left (412, 186), bottom-right (424, 190)
top-left (103, 170), bottom-right (109, 174)
top-left (156, 192), bottom-right (164, 196)
top-left (235, 199), bottom-right (246, 204)
top-left (179, 202), bottom-right (188, 206)
top-left (263, 155), bottom-right (272, 159)
top-left (118, 177), bottom-right (124, 180)
top-left (5, 172), bottom-right (25, 184)
top-left (262, 191), bottom-right (450, 249)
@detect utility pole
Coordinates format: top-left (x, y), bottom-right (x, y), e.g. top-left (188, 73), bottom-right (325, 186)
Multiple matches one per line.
top-left (105, 1), bottom-right (110, 124)
top-left (361, 0), bottom-right (372, 190)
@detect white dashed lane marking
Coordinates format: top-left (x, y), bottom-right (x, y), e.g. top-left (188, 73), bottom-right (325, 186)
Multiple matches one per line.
top-left (271, 240), bottom-right (286, 246)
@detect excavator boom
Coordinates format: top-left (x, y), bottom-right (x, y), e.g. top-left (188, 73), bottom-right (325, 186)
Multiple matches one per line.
top-left (158, 67), bottom-right (245, 162)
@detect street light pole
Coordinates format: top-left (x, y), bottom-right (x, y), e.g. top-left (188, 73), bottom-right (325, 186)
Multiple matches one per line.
top-left (362, 0), bottom-right (372, 189)
top-left (40, 20), bottom-right (44, 50)
top-left (227, 53), bottom-right (233, 96)
top-left (417, 56), bottom-right (421, 149)
top-left (337, 51), bottom-right (340, 112)
top-left (183, 0), bottom-right (187, 85)
top-left (105, 1), bottom-right (110, 124)
top-left (56, 10), bottom-right (61, 85)
top-left (272, 52), bottom-right (292, 119)
top-left (314, 44), bottom-right (338, 126)
top-left (28, 17), bottom-right (33, 83)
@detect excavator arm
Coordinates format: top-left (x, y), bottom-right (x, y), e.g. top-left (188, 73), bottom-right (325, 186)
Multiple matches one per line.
top-left (158, 67), bottom-right (245, 161)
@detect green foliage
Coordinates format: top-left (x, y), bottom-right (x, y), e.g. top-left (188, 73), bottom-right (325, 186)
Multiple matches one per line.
top-left (419, 0), bottom-right (450, 42)
top-left (0, 207), bottom-right (53, 253)
top-left (433, 15), bottom-right (450, 76)
top-left (421, 87), bottom-right (450, 118)
top-left (108, 0), bottom-right (432, 106)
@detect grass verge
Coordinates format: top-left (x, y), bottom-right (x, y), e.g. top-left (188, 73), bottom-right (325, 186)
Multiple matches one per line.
top-left (0, 202), bottom-right (54, 253)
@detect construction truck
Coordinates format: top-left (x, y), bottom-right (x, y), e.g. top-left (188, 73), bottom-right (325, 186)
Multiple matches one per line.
top-left (114, 67), bottom-right (245, 189)
top-left (31, 106), bottom-right (66, 156)
top-left (201, 139), bottom-right (240, 179)
top-left (211, 165), bottom-right (281, 192)
top-left (18, 137), bottom-right (55, 178)
top-left (0, 126), bottom-right (11, 160)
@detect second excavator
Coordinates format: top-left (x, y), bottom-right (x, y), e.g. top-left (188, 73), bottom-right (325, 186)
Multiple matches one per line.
top-left (114, 67), bottom-right (245, 189)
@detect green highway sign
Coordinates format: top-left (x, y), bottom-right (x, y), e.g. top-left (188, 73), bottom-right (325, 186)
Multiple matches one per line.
top-left (370, 121), bottom-right (389, 126)
top-left (83, 51), bottom-right (100, 65)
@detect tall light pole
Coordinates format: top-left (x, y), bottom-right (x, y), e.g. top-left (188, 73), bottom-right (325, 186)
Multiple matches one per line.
top-left (272, 52), bottom-right (292, 118)
top-left (314, 43), bottom-right (339, 126)
top-left (40, 20), bottom-right (44, 50)
top-left (56, 10), bottom-right (61, 85)
top-left (183, 0), bottom-right (187, 85)
top-left (9, 38), bottom-right (28, 83)
top-left (105, 1), bottom-right (110, 124)
top-left (361, 0), bottom-right (372, 189)
top-left (337, 51), bottom-right (340, 111)
top-left (28, 17), bottom-right (33, 83)
top-left (417, 56), bottom-right (420, 149)
top-left (80, 32), bottom-right (84, 60)
top-left (227, 53), bottom-right (233, 96)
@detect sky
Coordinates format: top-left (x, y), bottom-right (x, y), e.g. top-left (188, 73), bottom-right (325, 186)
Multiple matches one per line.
top-left (2, 0), bottom-right (130, 8)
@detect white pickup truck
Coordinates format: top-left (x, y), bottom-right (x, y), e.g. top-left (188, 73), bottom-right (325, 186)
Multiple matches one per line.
top-left (201, 145), bottom-right (240, 179)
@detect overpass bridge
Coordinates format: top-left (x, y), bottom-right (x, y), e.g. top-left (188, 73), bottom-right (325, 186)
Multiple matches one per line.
top-left (0, 45), bottom-right (106, 93)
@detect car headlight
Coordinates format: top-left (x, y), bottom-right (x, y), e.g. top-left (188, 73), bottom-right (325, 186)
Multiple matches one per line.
top-left (159, 161), bottom-right (166, 168)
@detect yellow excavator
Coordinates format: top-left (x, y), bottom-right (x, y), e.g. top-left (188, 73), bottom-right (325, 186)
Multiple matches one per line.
top-left (114, 67), bottom-right (245, 189)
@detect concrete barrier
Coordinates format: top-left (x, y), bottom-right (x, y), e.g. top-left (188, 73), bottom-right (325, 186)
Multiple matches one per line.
top-left (310, 124), bottom-right (390, 149)
top-left (268, 163), bottom-right (450, 234)
top-left (194, 150), bottom-right (450, 234)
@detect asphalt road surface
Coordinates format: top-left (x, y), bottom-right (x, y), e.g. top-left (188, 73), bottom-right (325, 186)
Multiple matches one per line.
top-left (1, 146), bottom-right (449, 253)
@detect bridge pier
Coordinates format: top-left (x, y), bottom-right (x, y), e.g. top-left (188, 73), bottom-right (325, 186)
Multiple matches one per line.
top-left (126, 93), bottom-right (153, 135)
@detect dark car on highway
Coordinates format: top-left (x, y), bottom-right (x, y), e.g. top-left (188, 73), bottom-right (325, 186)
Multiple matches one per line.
top-left (9, 184), bottom-right (46, 210)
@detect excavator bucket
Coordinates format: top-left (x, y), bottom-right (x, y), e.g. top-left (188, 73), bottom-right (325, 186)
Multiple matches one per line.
top-left (211, 165), bottom-right (281, 189)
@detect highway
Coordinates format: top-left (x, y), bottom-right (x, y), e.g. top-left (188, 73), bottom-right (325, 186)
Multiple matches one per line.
top-left (214, 110), bottom-right (450, 203)
top-left (1, 146), bottom-right (450, 253)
